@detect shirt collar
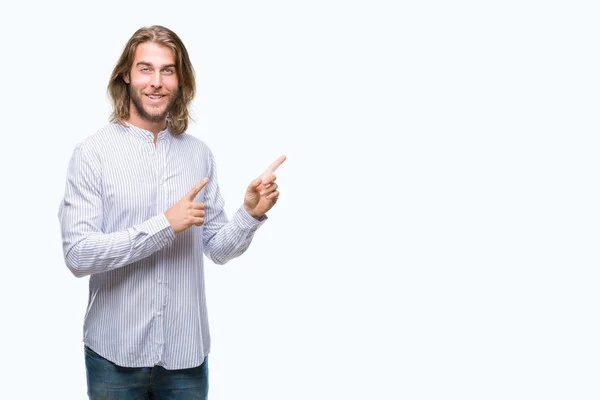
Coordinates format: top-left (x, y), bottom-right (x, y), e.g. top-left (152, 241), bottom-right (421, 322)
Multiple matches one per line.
top-left (124, 122), bottom-right (171, 142)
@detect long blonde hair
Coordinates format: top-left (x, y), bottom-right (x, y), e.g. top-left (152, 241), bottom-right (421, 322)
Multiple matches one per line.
top-left (107, 25), bottom-right (195, 135)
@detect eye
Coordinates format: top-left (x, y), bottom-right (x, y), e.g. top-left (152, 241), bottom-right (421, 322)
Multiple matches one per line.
top-left (140, 67), bottom-right (151, 73)
top-left (162, 68), bottom-right (174, 75)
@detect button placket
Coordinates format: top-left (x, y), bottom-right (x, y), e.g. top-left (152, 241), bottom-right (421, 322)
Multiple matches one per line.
top-left (150, 138), bottom-right (164, 361)
top-left (155, 136), bottom-right (170, 363)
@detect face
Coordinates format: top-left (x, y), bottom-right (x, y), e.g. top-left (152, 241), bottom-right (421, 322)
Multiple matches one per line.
top-left (124, 42), bottom-right (180, 125)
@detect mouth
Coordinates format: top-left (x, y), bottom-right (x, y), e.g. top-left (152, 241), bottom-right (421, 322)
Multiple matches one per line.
top-left (145, 94), bottom-right (166, 100)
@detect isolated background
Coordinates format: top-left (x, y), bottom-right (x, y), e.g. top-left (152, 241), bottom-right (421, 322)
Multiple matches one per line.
top-left (1, 0), bottom-right (599, 399)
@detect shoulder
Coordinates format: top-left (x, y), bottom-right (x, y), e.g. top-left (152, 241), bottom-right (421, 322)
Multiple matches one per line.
top-left (69, 123), bottom-right (129, 170)
top-left (75, 123), bottom-right (127, 153)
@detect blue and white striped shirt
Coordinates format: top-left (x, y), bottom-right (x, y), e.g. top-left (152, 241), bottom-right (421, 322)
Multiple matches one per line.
top-left (58, 122), bottom-right (265, 369)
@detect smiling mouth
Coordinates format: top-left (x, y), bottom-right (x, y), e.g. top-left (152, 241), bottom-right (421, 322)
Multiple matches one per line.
top-left (146, 94), bottom-right (166, 100)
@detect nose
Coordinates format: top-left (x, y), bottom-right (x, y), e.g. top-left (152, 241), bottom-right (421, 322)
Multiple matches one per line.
top-left (151, 71), bottom-right (162, 89)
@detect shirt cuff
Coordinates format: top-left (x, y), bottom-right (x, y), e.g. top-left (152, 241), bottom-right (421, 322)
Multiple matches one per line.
top-left (146, 214), bottom-right (176, 247)
top-left (234, 206), bottom-right (267, 230)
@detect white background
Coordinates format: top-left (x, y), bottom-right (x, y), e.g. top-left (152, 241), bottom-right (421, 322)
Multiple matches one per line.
top-left (1, 0), bottom-right (599, 399)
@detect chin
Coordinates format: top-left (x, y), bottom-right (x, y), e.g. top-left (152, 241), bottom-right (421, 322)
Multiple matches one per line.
top-left (145, 108), bottom-right (167, 118)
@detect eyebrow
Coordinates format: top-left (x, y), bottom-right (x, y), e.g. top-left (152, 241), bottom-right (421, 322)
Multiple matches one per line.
top-left (135, 62), bottom-right (176, 69)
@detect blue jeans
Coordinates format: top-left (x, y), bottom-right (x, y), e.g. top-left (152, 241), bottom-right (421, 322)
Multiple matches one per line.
top-left (84, 346), bottom-right (208, 399)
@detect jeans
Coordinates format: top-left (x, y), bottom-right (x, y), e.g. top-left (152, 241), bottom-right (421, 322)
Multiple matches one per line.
top-left (84, 346), bottom-right (209, 399)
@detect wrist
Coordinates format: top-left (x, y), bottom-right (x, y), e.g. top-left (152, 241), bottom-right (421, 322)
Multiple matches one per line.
top-left (244, 205), bottom-right (263, 220)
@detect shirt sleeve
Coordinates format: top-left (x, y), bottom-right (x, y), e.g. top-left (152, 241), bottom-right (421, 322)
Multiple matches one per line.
top-left (58, 144), bottom-right (176, 277)
top-left (201, 151), bottom-right (266, 265)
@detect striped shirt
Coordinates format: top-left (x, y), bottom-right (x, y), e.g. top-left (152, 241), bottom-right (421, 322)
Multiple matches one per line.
top-left (58, 122), bottom-right (265, 369)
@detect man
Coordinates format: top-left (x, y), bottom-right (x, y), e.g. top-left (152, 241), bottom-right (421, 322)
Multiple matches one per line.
top-left (58, 25), bottom-right (285, 399)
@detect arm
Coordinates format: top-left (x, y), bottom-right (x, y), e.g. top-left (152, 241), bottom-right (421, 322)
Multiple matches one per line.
top-left (201, 153), bottom-right (266, 265)
top-left (58, 145), bottom-right (175, 278)
top-left (202, 153), bottom-right (285, 264)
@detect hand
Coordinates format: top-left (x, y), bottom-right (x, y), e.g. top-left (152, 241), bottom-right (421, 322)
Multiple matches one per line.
top-left (165, 178), bottom-right (209, 234)
top-left (244, 155), bottom-right (286, 219)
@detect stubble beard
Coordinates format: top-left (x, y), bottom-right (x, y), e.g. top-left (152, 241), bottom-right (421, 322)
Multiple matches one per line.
top-left (128, 85), bottom-right (180, 124)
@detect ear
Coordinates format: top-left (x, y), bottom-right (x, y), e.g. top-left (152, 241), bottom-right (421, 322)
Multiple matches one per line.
top-left (123, 72), bottom-right (130, 84)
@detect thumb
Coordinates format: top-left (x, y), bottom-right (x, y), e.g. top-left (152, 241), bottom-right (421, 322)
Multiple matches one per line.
top-left (247, 177), bottom-right (262, 193)
top-left (185, 178), bottom-right (209, 200)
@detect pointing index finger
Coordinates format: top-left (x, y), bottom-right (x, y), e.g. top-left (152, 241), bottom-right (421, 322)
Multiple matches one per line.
top-left (186, 178), bottom-right (209, 200)
top-left (263, 155), bottom-right (287, 175)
